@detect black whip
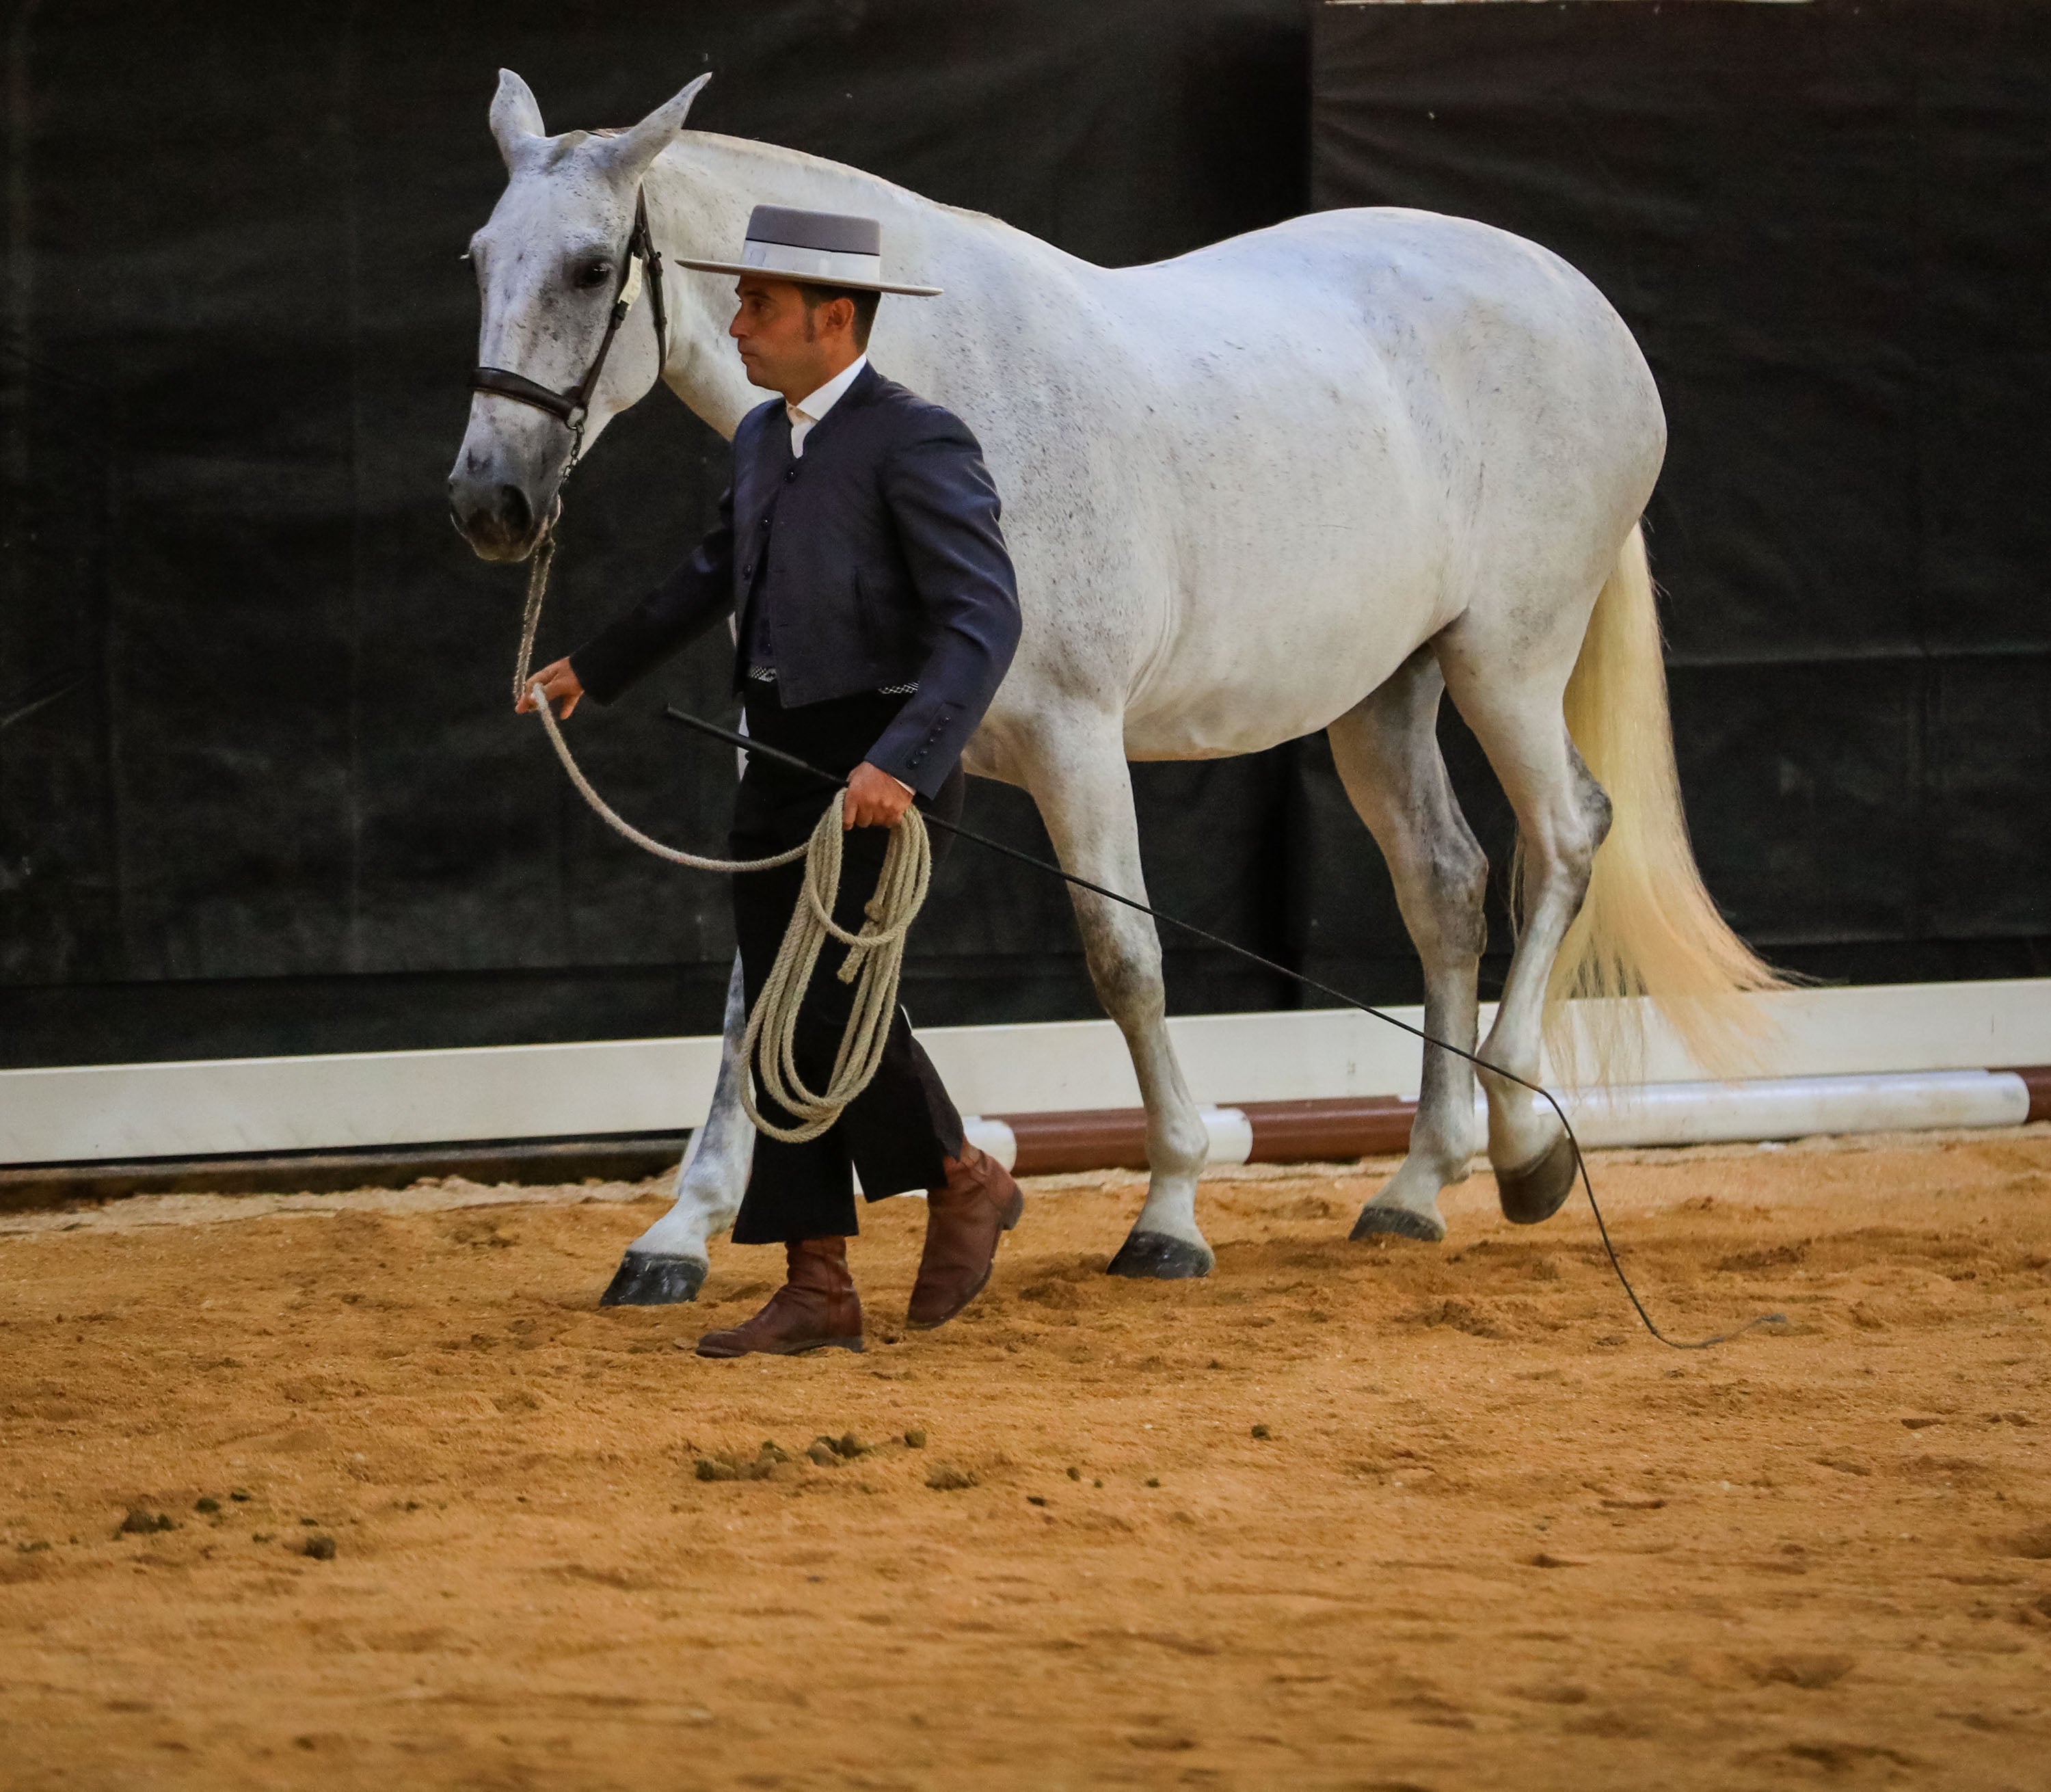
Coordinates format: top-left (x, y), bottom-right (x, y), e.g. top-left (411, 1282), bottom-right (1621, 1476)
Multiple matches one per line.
top-left (660, 702), bottom-right (1783, 1351)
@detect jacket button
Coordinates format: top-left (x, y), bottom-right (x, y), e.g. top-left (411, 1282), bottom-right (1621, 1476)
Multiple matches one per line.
top-left (742, 563), bottom-right (754, 579)
top-left (760, 517), bottom-right (770, 530)
top-left (784, 468), bottom-right (797, 482)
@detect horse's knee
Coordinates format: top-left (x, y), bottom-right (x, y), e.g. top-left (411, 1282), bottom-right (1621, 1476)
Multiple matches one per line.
top-left (1075, 908), bottom-right (1166, 1027)
top-left (1092, 954), bottom-right (1165, 1030)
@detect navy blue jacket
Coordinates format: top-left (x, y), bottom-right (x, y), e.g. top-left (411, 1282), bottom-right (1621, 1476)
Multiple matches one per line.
top-left (568, 364), bottom-right (1021, 797)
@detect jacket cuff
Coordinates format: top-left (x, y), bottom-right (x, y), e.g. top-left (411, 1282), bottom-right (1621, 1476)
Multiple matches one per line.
top-left (863, 740), bottom-right (926, 793)
top-left (565, 626), bottom-right (642, 708)
top-left (868, 701), bottom-right (965, 799)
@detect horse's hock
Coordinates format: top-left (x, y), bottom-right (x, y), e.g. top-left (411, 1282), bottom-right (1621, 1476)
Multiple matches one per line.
top-left (3, 1127), bottom-right (2048, 1787)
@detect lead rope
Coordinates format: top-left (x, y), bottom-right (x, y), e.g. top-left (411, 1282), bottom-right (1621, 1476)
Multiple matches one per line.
top-left (513, 520), bottom-right (931, 1144)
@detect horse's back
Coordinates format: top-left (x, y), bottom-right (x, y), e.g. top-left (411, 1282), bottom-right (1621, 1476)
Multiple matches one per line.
top-left (1116, 208), bottom-right (1657, 427)
top-left (950, 206), bottom-right (1667, 762)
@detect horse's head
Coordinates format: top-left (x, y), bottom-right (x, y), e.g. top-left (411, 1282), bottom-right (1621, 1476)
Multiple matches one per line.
top-left (448, 70), bottom-right (710, 561)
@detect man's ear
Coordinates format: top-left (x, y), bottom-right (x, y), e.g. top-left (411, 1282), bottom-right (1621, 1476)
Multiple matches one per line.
top-left (600, 74), bottom-right (713, 183)
top-left (490, 69), bottom-right (546, 172)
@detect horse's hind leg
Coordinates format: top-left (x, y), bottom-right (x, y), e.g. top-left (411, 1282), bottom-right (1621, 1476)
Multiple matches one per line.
top-left (1438, 645), bottom-right (1611, 1226)
top-left (600, 953), bottom-right (756, 1305)
top-left (1325, 647), bottom-right (1488, 1245)
top-left (1020, 721), bottom-right (1214, 1279)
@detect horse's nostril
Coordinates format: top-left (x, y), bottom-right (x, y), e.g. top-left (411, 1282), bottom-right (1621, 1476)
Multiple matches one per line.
top-left (497, 482), bottom-right (533, 537)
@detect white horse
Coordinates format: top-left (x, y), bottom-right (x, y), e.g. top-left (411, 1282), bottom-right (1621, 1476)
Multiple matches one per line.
top-left (449, 73), bottom-right (1778, 1304)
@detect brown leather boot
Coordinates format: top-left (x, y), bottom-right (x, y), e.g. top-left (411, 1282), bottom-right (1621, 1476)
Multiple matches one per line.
top-left (906, 1145), bottom-right (1025, 1330)
top-left (695, 1238), bottom-right (863, 1358)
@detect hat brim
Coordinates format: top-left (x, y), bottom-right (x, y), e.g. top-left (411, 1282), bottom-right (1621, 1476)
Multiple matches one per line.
top-left (675, 256), bottom-right (941, 297)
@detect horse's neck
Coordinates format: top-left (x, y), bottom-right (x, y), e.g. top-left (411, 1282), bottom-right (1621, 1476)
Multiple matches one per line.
top-left (676, 131), bottom-right (928, 222)
top-left (645, 133), bottom-right (1066, 436)
top-left (646, 135), bottom-right (927, 436)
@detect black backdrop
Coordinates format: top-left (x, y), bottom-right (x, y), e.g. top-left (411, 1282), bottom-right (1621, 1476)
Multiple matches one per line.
top-left (0, 0), bottom-right (1311, 1067)
top-left (1310, 0), bottom-right (2048, 1004)
top-left (0, 0), bottom-right (2043, 1073)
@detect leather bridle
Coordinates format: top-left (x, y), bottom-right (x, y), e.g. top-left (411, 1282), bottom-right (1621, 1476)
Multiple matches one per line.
top-left (469, 187), bottom-right (668, 479)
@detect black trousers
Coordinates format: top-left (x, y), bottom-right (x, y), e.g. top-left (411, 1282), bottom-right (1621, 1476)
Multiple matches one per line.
top-left (727, 686), bottom-right (967, 1245)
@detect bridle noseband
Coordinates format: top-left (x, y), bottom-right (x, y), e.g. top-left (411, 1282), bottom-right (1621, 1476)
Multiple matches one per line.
top-left (469, 187), bottom-right (669, 479)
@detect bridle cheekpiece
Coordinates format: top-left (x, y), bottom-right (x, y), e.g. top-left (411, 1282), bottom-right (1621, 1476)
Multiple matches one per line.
top-left (469, 187), bottom-right (669, 479)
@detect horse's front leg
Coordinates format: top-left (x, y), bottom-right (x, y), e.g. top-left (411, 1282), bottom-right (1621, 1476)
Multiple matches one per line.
top-left (600, 953), bottom-right (756, 1306)
top-left (1022, 724), bottom-right (1214, 1279)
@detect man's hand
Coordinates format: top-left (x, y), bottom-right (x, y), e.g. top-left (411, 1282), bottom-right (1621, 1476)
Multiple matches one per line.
top-left (844, 762), bottom-right (915, 829)
top-left (517, 657), bottom-right (584, 719)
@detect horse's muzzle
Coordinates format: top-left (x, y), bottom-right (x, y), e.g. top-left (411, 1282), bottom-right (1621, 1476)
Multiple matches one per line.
top-left (448, 472), bottom-right (542, 563)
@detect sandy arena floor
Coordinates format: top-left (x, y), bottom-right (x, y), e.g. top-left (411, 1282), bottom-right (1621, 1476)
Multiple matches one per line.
top-left (3, 1129), bottom-right (2049, 1791)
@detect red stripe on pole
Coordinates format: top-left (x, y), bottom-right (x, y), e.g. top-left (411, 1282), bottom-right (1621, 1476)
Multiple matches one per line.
top-left (1240, 1097), bottom-right (1415, 1162)
top-left (992, 1095), bottom-right (1417, 1177)
top-left (2001, 1067), bottom-right (2051, 1125)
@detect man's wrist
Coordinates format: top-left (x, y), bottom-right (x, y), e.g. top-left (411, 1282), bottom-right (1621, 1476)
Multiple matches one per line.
top-left (563, 650), bottom-right (598, 704)
top-left (861, 754), bottom-right (916, 798)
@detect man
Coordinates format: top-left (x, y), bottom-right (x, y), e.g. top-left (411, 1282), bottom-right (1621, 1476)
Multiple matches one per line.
top-left (519, 205), bottom-right (1025, 1359)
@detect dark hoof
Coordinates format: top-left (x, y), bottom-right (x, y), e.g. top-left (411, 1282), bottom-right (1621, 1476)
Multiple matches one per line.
top-left (1105, 1230), bottom-right (1215, 1281)
top-left (1497, 1132), bottom-right (1579, 1226)
top-left (1349, 1201), bottom-right (1446, 1244)
top-left (600, 1253), bottom-right (708, 1307)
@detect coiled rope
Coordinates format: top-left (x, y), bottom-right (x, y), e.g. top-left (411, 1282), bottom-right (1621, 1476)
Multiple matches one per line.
top-left (514, 526), bottom-right (931, 1143)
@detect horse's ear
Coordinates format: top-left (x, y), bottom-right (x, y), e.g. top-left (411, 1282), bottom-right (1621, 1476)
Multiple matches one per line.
top-left (599, 74), bottom-right (712, 182)
top-left (490, 69), bottom-right (546, 172)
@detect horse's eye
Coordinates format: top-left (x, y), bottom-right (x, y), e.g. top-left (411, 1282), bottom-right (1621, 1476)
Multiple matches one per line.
top-left (575, 260), bottom-right (613, 291)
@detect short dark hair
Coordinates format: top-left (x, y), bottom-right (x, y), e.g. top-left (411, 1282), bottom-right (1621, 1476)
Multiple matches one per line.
top-left (796, 282), bottom-right (881, 350)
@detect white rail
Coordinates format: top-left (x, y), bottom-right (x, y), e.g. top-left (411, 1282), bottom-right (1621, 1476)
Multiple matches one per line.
top-left (0, 979), bottom-right (2043, 1166)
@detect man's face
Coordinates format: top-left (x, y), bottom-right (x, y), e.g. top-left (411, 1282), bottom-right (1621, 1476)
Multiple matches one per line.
top-left (730, 276), bottom-right (839, 397)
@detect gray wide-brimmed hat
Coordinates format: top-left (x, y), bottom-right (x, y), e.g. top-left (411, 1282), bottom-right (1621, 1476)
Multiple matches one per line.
top-left (676, 204), bottom-right (941, 297)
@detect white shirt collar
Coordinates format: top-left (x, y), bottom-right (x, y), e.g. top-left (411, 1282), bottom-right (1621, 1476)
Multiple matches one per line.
top-left (786, 353), bottom-right (868, 455)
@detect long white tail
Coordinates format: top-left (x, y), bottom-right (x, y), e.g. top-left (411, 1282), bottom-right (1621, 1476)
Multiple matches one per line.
top-left (1538, 523), bottom-right (1786, 1081)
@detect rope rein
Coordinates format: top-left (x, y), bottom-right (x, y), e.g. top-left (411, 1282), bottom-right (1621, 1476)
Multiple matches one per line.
top-left (515, 528), bottom-right (930, 1144)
